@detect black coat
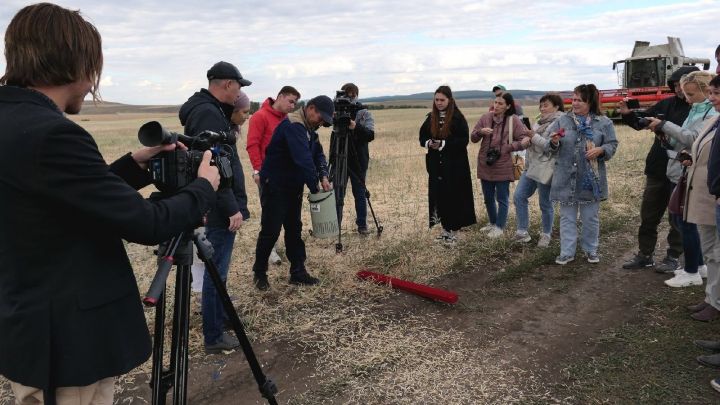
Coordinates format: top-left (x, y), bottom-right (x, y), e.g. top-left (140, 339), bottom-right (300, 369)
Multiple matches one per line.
top-left (0, 86), bottom-right (216, 389)
top-left (621, 95), bottom-right (690, 179)
top-left (419, 110), bottom-right (477, 231)
top-left (179, 89), bottom-right (250, 226)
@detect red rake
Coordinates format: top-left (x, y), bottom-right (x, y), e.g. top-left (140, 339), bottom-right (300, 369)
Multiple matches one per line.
top-left (356, 270), bottom-right (458, 304)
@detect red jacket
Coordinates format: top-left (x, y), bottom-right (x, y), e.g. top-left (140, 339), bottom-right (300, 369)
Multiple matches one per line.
top-left (246, 97), bottom-right (286, 171)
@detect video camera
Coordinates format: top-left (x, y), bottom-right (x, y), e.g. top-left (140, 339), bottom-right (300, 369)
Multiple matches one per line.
top-left (333, 90), bottom-right (368, 128)
top-left (137, 121), bottom-right (234, 192)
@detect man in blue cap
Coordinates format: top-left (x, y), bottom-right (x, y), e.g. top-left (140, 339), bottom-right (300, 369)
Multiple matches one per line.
top-left (252, 96), bottom-right (334, 290)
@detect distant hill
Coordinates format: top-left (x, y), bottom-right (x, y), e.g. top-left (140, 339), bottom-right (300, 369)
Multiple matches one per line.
top-left (360, 90), bottom-right (547, 103)
top-left (79, 101), bottom-right (178, 115)
top-left (79, 89), bottom-right (550, 114)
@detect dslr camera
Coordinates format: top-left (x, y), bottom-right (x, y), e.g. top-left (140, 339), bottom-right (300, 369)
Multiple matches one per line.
top-left (333, 90), bottom-right (368, 129)
top-left (486, 147), bottom-right (501, 166)
top-left (137, 121), bottom-right (234, 192)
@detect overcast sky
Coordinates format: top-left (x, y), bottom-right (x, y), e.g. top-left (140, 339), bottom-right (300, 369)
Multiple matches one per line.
top-left (1, 0), bottom-right (718, 105)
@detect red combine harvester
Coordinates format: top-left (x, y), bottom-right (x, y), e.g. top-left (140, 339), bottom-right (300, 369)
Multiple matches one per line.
top-left (561, 37), bottom-right (710, 119)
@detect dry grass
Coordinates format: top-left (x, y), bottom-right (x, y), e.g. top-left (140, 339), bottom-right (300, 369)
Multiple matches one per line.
top-left (0, 107), bottom-right (651, 404)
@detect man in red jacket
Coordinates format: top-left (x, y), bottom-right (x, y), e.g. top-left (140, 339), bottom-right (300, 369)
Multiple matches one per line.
top-left (247, 86), bottom-right (300, 264)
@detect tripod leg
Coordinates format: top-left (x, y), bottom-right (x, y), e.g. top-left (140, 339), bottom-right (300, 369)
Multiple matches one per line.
top-left (170, 265), bottom-right (192, 405)
top-left (150, 290), bottom-right (168, 405)
top-left (194, 233), bottom-right (279, 405)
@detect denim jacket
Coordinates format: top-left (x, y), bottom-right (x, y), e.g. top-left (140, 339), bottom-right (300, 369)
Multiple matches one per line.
top-left (546, 113), bottom-right (618, 203)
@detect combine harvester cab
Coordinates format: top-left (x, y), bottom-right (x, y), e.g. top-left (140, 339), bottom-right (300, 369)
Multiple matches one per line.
top-left (562, 37), bottom-right (710, 119)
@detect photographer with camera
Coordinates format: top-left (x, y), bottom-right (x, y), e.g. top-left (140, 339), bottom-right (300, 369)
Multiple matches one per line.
top-left (619, 66), bottom-right (698, 272)
top-left (247, 86), bottom-right (301, 265)
top-left (251, 96), bottom-right (333, 290)
top-left (0, 3), bottom-right (219, 403)
top-left (646, 71), bottom-right (718, 288)
top-left (330, 83), bottom-right (376, 235)
top-left (179, 61), bottom-right (251, 354)
top-left (471, 92), bottom-right (532, 239)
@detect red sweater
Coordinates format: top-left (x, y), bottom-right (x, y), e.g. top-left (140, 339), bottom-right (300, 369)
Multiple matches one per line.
top-left (246, 97), bottom-right (286, 171)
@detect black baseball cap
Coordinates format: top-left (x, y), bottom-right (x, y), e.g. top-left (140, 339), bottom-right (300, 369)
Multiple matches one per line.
top-left (308, 95), bottom-right (334, 126)
top-left (207, 61), bottom-right (252, 86)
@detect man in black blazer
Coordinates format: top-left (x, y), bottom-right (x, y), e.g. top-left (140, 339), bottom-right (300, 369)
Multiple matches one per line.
top-left (0, 4), bottom-right (220, 403)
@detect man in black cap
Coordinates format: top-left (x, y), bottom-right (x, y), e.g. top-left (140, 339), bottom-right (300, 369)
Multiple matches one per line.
top-left (251, 96), bottom-right (334, 290)
top-left (179, 61), bottom-right (251, 354)
top-left (618, 66), bottom-right (699, 272)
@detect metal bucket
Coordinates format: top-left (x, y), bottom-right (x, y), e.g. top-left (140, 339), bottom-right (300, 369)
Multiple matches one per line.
top-left (308, 190), bottom-right (339, 238)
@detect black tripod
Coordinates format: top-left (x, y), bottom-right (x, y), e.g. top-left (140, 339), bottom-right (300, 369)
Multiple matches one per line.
top-left (143, 229), bottom-right (278, 405)
top-left (328, 118), bottom-right (383, 253)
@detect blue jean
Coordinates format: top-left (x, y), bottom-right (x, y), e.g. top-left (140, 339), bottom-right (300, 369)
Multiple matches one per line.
top-left (671, 214), bottom-right (704, 273)
top-left (336, 170), bottom-right (368, 228)
top-left (481, 180), bottom-right (510, 229)
top-left (513, 172), bottom-right (553, 235)
top-left (559, 202), bottom-right (600, 257)
top-left (202, 226), bottom-right (235, 345)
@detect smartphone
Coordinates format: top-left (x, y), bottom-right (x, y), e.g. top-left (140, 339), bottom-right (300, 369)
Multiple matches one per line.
top-left (626, 98), bottom-right (640, 109)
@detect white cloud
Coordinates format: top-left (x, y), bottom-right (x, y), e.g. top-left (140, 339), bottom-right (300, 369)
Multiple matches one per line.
top-left (0, 0), bottom-right (717, 105)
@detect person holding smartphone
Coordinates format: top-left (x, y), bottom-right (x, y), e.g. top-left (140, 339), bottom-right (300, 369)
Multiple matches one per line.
top-left (419, 86), bottom-right (476, 245)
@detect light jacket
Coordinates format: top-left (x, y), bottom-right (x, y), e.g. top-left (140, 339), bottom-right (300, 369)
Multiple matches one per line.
top-left (547, 113), bottom-right (618, 203)
top-left (685, 115), bottom-right (719, 225)
top-left (660, 99), bottom-right (717, 184)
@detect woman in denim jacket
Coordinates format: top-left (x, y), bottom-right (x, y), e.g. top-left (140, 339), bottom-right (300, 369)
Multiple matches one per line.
top-left (546, 84), bottom-right (619, 265)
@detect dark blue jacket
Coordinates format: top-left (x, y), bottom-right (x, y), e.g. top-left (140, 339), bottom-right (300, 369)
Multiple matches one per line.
top-left (179, 89), bottom-right (249, 226)
top-left (260, 109), bottom-right (328, 193)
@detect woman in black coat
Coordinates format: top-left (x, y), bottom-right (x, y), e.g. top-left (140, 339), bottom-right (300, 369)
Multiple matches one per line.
top-left (419, 85), bottom-right (477, 245)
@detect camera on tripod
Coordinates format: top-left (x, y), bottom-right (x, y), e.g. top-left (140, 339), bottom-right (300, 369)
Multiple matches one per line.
top-left (137, 121), bottom-right (234, 192)
top-left (333, 90), bottom-right (368, 128)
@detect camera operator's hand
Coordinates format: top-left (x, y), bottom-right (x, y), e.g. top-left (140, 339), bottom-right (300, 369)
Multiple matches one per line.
top-left (349, 120), bottom-right (356, 130)
top-left (228, 212), bottom-right (244, 232)
top-left (646, 117), bottom-right (663, 132)
top-left (197, 150), bottom-right (220, 191)
top-left (131, 142), bottom-right (187, 170)
top-left (321, 176), bottom-right (332, 191)
top-left (617, 99), bottom-right (630, 115)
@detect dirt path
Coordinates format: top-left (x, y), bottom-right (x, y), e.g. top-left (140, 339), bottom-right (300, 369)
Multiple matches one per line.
top-left (112, 229), bottom-right (683, 404)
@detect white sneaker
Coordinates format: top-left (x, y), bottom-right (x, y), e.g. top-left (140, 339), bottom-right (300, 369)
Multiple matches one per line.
top-left (479, 224), bottom-right (495, 233)
top-left (664, 270), bottom-right (703, 288)
top-left (513, 231), bottom-right (531, 243)
top-left (487, 226), bottom-right (504, 239)
top-left (674, 266), bottom-right (708, 278)
top-left (268, 249), bottom-right (282, 265)
top-left (537, 233), bottom-right (551, 248)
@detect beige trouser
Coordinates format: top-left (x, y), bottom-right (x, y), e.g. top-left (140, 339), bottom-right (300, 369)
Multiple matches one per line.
top-left (699, 224), bottom-right (720, 310)
top-left (10, 377), bottom-right (114, 405)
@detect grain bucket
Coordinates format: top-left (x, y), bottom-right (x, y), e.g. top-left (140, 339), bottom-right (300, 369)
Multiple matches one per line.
top-left (308, 190), bottom-right (339, 238)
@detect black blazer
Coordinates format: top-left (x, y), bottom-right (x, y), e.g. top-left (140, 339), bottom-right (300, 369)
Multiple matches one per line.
top-left (0, 86), bottom-right (216, 389)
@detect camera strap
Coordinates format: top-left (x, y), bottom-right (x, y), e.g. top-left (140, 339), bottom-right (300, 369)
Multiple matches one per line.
top-left (489, 116), bottom-right (507, 148)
